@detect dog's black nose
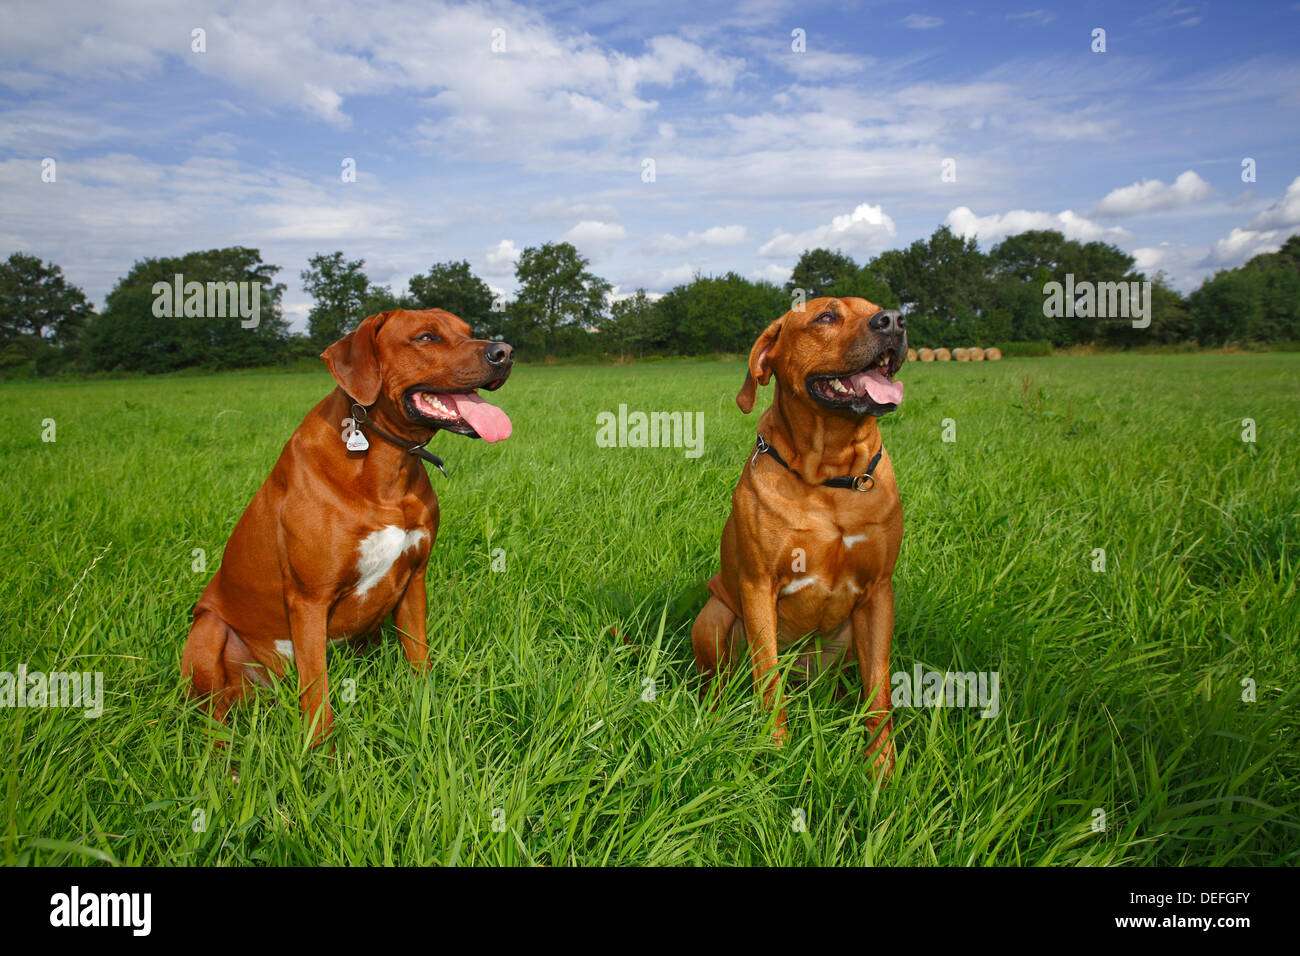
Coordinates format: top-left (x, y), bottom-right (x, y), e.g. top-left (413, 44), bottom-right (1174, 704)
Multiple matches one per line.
top-left (485, 342), bottom-right (513, 366)
top-left (869, 309), bottom-right (905, 334)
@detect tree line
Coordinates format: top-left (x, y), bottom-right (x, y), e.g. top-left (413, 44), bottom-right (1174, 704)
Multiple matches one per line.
top-left (3, 226), bottom-right (1299, 376)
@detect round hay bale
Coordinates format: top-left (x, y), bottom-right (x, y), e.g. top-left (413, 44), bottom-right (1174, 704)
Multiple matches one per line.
top-left (906, 347), bottom-right (918, 363)
top-left (969, 346), bottom-right (985, 362)
top-left (918, 347), bottom-right (935, 362)
top-left (954, 347), bottom-right (970, 362)
top-left (985, 346), bottom-right (1002, 361)
top-left (935, 347), bottom-right (951, 361)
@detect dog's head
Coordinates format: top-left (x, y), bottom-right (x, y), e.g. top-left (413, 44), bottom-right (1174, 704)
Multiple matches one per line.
top-left (737, 297), bottom-right (906, 418)
top-left (322, 308), bottom-right (514, 442)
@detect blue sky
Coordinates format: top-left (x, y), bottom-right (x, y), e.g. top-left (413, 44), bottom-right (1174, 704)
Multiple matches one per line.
top-left (2, 0), bottom-right (1299, 330)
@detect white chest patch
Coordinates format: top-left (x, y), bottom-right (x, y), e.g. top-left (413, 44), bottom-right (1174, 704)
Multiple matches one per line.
top-left (355, 525), bottom-right (428, 598)
top-left (274, 639), bottom-right (294, 661)
top-left (842, 533), bottom-right (868, 548)
top-left (781, 576), bottom-right (818, 597)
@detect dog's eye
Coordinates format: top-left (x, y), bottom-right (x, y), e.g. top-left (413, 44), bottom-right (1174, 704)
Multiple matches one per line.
top-left (414, 332), bottom-right (441, 343)
top-left (811, 311), bottom-right (836, 324)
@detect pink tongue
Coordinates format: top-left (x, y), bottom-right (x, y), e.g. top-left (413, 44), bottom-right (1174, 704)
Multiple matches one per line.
top-left (848, 369), bottom-right (904, 406)
top-left (441, 391), bottom-right (512, 443)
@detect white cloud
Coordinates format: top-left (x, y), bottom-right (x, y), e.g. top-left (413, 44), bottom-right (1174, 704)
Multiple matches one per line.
top-left (255, 202), bottom-right (411, 242)
top-left (525, 199), bottom-right (619, 223)
top-left (5, 0), bottom-right (1296, 324)
top-left (0, 103), bottom-right (133, 151)
top-left (758, 203), bottom-right (897, 259)
top-left (901, 14), bottom-right (943, 29)
top-left (1, 1), bottom-right (744, 149)
top-left (1204, 228), bottom-right (1283, 267)
top-left (0, 152), bottom-right (420, 314)
top-left (654, 264), bottom-right (699, 287)
top-left (1132, 246), bottom-right (1167, 272)
top-left (1244, 175), bottom-right (1300, 231)
top-left (191, 132), bottom-right (242, 155)
top-left (945, 206), bottom-right (1129, 243)
top-left (1006, 10), bottom-right (1056, 25)
top-left (1092, 170), bottom-right (1213, 217)
top-left (750, 263), bottom-right (792, 285)
top-left (776, 49), bottom-right (871, 80)
top-left (608, 285), bottom-right (664, 303)
top-left (1202, 176), bottom-right (1300, 267)
top-left (644, 225), bottom-right (747, 254)
top-left (484, 239), bottom-right (521, 275)
top-left (1128, 243), bottom-right (1214, 291)
top-left (560, 220), bottom-right (628, 257)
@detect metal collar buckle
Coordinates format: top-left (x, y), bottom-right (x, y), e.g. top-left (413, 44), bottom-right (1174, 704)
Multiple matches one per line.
top-left (346, 398), bottom-right (448, 477)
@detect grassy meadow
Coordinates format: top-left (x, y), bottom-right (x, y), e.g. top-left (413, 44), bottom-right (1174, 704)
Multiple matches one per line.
top-left (1, 352), bottom-right (1297, 865)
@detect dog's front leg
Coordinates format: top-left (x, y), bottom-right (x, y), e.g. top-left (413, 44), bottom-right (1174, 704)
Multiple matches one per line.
top-left (740, 577), bottom-right (787, 744)
top-left (287, 597), bottom-right (332, 746)
top-left (852, 580), bottom-right (895, 775)
top-left (392, 567), bottom-right (429, 673)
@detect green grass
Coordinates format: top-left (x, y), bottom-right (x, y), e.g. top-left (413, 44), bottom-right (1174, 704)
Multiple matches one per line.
top-left (1, 353), bottom-right (1297, 866)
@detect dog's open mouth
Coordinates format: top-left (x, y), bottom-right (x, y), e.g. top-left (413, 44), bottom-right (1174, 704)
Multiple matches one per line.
top-left (807, 350), bottom-right (905, 414)
top-left (403, 384), bottom-right (512, 442)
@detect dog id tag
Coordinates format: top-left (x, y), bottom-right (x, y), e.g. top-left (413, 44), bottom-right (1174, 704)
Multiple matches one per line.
top-left (342, 418), bottom-right (369, 452)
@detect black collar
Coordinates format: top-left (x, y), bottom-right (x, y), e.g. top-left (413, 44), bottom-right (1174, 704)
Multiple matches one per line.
top-left (753, 433), bottom-right (884, 491)
top-left (349, 401), bottom-right (448, 478)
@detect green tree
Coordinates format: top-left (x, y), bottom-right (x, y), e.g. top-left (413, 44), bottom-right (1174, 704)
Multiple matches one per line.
top-left (607, 289), bottom-right (657, 359)
top-left (511, 242), bottom-right (611, 357)
top-left (989, 229), bottom-right (1070, 282)
top-left (301, 252), bottom-right (375, 349)
top-left (785, 249), bottom-right (859, 296)
top-left (652, 273), bottom-right (788, 355)
top-left (1124, 273), bottom-right (1194, 345)
top-left (987, 230), bottom-right (1141, 345)
top-left (0, 253), bottom-right (95, 374)
top-left (361, 285), bottom-right (402, 319)
top-left (1244, 235), bottom-right (1300, 342)
top-left (1190, 268), bottom-right (1261, 345)
top-left (823, 265), bottom-right (899, 308)
top-left (81, 247), bottom-right (287, 372)
top-left (1256, 265), bottom-right (1300, 342)
top-left (989, 267), bottom-right (1057, 344)
top-left (875, 226), bottom-right (993, 347)
top-left (405, 260), bottom-right (496, 329)
top-left (1188, 237), bottom-right (1300, 346)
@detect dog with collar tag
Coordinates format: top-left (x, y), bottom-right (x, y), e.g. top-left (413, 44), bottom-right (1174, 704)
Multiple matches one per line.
top-left (181, 309), bottom-right (513, 744)
top-left (692, 297), bottom-right (906, 772)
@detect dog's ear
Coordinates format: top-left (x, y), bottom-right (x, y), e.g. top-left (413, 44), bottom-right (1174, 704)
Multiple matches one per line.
top-left (737, 315), bottom-right (784, 413)
top-left (321, 311), bottom-right (393, 406)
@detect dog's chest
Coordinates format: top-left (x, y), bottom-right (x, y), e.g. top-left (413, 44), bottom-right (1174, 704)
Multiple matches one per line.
top-left (774, 518), bottom-right (882, 635)
top-left (324, 524), bottom-right (431, 639)
top-left (355, 525), bottom-right (429, 598)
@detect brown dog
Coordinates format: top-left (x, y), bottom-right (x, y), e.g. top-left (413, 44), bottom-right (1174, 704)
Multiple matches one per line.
top-left (181, 308), bottom-right (513, 743)
top-left (692, 297), bottom-right (905, 772)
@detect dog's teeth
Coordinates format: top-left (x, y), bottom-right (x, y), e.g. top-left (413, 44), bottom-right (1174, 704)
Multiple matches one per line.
top-left (830, 378), bottom-right (849, 394)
